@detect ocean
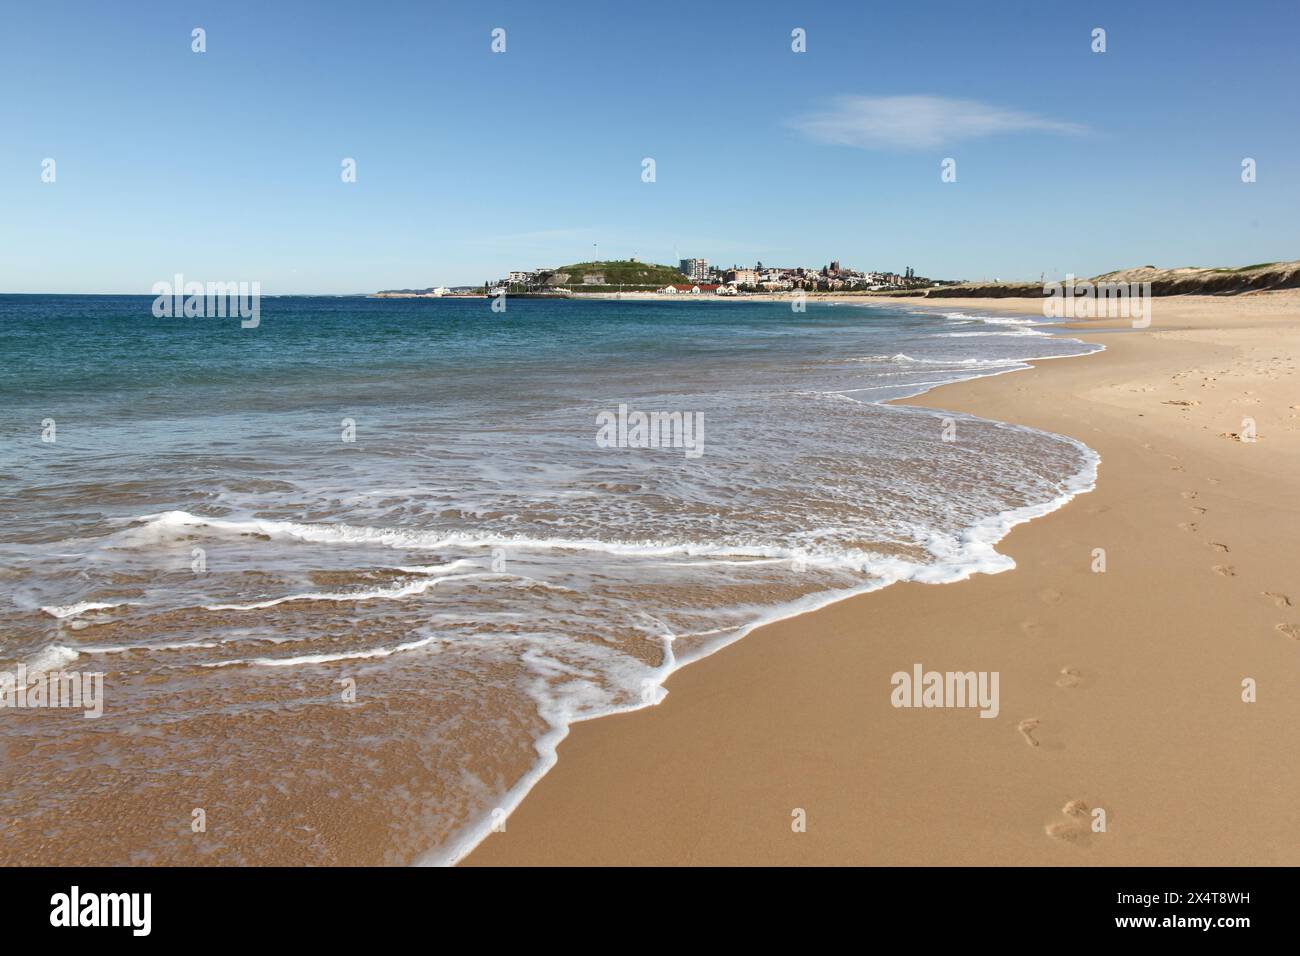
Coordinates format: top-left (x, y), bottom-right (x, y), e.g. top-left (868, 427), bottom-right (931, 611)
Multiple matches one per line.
top-left (0, 294), bottom-right (1100, 864)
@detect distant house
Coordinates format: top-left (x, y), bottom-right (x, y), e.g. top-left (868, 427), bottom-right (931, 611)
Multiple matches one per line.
top-left (671, 283), bottom-right (717, 294)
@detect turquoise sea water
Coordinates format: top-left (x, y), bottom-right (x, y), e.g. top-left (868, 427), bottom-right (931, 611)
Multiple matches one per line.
top-left (0, 294), bottom-right (1099, 864)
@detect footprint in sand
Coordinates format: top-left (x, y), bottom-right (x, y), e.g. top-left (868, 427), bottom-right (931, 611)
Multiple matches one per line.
top-left (1180, 491), bottom-right (1199, 500)
top-left (1276, 624), bottom-right (1300, 641)
top-left (1208, 542), bottom-right (1231, 553)
top-left (1212, 565), bottom-right (1237, 577)
top-left (1056, 667), bottom-right (1083, 689)
top-left (1020, 620), bottom-right (1043, 638)
top-left (1046, 800), bottom-right (1097, 845)
top-left (1189, 506), bottom-right (1208, 515)
top-left (1038, 588), bottom-right (1063, 606)
top-left (1263, 592), bottom-right (1292, 608)
top-left (1178, 522), bottom-right (1199, 532)
top-left (1018, 718), bottom-right (1041, 748)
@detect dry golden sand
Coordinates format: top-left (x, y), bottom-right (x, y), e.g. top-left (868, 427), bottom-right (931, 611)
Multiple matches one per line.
top-left (464, 291), bottom-right (1300, 866)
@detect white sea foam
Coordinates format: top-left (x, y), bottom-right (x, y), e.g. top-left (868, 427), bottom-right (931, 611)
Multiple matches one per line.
top-left (888, 353), bottom-right (1019, 367)
top-left (203, 569), bottom-right (493, 611)
top-left (23, 645), bottom-right (80, 673)
top-left (40, 601), bottom-right (132, 620)
top-left (115, 511), bottom-right (887, 569)
top-left (202, 634), bottom-right (442, 668)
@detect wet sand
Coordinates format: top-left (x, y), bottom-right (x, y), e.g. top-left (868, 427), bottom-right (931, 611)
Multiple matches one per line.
top-left (464, 291), bottom-right (1300, 866)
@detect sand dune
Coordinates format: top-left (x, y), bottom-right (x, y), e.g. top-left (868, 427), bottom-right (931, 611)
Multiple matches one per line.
top-left (919, 260), bottom-right (1300, 298)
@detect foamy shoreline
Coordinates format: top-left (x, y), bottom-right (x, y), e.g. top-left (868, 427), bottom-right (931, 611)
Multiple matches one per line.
top-left (465, 291), bottom-right (1300, 866)
top-left (440, 303), bottom-right (1109, 866)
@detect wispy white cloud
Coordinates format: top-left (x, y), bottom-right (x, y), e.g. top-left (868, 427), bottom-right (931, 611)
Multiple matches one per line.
top-left (788, 95), bottom-right (1086, 150)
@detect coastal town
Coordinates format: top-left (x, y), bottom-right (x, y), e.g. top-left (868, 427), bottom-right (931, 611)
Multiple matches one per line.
top-left (503, 258), bottom-right (943, 295)
top-left (378, 258), bottom-right (952, 298)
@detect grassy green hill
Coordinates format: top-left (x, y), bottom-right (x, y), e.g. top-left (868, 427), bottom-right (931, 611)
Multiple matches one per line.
top-left (545, 260), bottom-right (686, 288)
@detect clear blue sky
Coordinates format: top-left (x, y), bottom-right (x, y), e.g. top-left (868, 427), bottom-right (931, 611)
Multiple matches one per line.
top-left (2, 0), bottom-right (1295, 293)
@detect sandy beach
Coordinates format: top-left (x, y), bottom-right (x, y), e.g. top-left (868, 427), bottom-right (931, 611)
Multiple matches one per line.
top-left (464, 291), bottom-right (1300, 866)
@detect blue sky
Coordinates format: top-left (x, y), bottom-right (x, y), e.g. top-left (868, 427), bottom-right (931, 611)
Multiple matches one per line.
top-left (1, 0), bottom-right (1296, 293)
